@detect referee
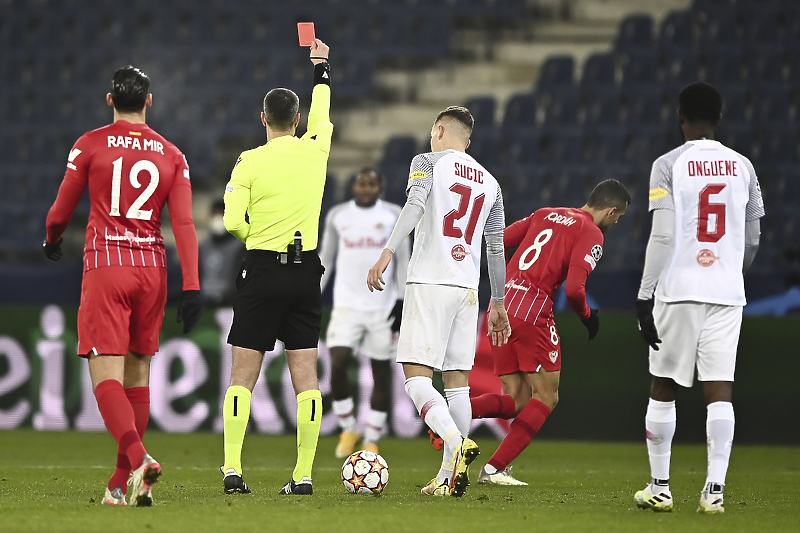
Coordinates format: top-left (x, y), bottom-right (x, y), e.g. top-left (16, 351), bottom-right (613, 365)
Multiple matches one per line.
top-left (220, 39), bottom-right (332, 496)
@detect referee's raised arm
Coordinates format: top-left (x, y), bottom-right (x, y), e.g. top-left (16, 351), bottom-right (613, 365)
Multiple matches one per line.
top-left (219, 39), bottom-right (333, 497)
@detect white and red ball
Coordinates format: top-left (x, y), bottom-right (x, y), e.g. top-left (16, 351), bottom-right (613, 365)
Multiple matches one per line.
top-left (341, 450), bottom-right (389, 494)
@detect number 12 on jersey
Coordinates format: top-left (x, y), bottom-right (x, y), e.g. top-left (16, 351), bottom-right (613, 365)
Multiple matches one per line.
top-left (109, 156), bottom-right (160, 221)
top-left (443, 184), bottom-right (485, 244)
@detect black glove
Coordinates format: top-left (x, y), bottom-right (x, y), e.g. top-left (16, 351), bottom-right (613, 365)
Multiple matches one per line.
top-left (388, 299), bottom-right (403, 333)
top-left (580, 308), bottom-right (599, 340)
top-left (177, 290), bottom-right (202, 334)
top-left (43, 237), bottom-right (63, 261)
top-left (636, 299), bottom-right (662, 350)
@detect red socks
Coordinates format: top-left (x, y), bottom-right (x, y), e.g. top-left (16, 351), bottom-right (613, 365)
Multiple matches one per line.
top-left (95, 380), bottom-right (148, 487)
top-left (471, 393), bottom-right (516, 419)
top-left (488, 398), bottom-right (551, 471)
top-left (107, 386), bottom-right (150, 492)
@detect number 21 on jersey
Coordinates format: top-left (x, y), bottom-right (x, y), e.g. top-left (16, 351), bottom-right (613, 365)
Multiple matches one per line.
top-left (109, 156), bottom-right (160, 220)
top-left (443, 184), bottom-right (485, 244)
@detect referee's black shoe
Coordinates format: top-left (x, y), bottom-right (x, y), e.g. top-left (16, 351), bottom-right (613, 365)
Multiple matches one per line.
top-left (221, 467), bottom-right (251, 494)
top-left (278, 477), bottom-right (313, 495)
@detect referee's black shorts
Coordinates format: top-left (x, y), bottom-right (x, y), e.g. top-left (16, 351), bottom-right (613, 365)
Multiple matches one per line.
top-left (228, 249), bottom-right (324, 352)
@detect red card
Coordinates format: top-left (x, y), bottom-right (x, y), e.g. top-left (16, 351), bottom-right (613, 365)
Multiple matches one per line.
top-left (297, 22), bottom-right (315, 46)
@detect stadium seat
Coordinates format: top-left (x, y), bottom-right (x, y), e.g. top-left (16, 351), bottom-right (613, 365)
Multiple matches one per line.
top-left (751, 85), bottom-right (794, 126)
top-left (662, 49), bottom-right (700, 85)
top-left (697, 9), bottom-right (740, 47)
top-left (463, 96), bottom-right (498, 130)
top-left (755, 126), bottom-right (798, 165)
top-left (581, 88), bottom-right (621, 126)
top-left (620, 50), bottom-right (659, 87)
top-left (702, 48), bottom-right (745, 85)
top-left (537, 56), bottom-right (575, 89)
top-left (379, 135), bottom-right (419, 168)
top-left (716, 125), bottom-right (754, 158)
top-left (542, 127), bottom-right (584, 164)
top-left (615, 14), bottom-right (654, 53)
top-left (501, 131), bottom-right (543, 165)
top-left (584, 127), bottom-right (626, 164)
top-left (580, 52), bottom-right (617, 88)
top-left (466, 129), bottom-right (499, 167)
top-left (541, 89), bottom-right (579, 126)
top-left (743, 8), bottom-right (782, 45)
top-left (623, 89), bottom-right (667, 125)
top-left (658, 9), bottom-right (695, 49)
top-left (717, 84), bottom-right (750, 124)
top-left (749, 49), bottom-right (787, 84)
top-left (502, 93), bottom-right (538, 132)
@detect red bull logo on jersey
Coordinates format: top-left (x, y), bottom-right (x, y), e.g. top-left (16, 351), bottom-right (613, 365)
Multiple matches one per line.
top-left (451, 244), bottom-right (470, 261)
top-left (545, 212), bottom-right (577, 226)
top-left (697, 249), bottom-right (720, 267)
top-left (343, 237), bottom-right (387, 249)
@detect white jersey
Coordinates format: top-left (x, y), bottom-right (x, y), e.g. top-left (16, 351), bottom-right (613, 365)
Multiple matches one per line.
top-left (405, 149), bottom-right (504, 290)
top-left (649, 139), bottom-right (765, 306)
top-left (319, 199), bottom-right (404, 311)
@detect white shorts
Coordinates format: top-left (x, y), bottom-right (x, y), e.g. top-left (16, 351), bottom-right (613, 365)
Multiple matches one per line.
top-left (326, 307), bottom-right (395, 360)
top-left (650, 299), bottom-right (743, 387)
top-left (396, 283), bottom-right (479, 372)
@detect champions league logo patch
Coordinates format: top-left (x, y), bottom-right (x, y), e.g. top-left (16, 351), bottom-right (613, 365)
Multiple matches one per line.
top-left (591, 244), bottom-right (603, 262)
top-left (697, 249), bottom-right (720, 267)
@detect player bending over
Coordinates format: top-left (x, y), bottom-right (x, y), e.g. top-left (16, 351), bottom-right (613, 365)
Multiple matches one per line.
top-left (44, 66), bottom-right (202, 506)
top-left (470, 179), bottom-right (629, 485)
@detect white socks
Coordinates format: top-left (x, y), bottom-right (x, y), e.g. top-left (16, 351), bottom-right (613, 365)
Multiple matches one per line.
top-left (405, 376), bottom-right (462, 484)
top-left (364, 409), bottom-right (388, 445)
top-left (706, 401), bottom-right (735, 486)
top-left (332, 397), bottom-right (357, 433)
top-left (645, 398), bottom-right (676, 486)
top-left (444, 387), bottom-right (471, 438)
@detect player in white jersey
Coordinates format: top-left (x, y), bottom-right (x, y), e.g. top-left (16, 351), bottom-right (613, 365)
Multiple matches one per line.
top-left (367, 106), bottom-right (511, 497)
top-left (318, 168), bottom-right (410, 458)
top-left (634, 83), bottom-right (764, 514)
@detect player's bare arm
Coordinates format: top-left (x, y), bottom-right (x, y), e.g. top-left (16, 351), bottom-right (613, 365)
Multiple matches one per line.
top-left (367, 248), bottom-right (393, 292)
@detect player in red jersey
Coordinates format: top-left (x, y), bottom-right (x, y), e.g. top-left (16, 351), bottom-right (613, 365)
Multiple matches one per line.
top-left (43, 66), bottom-right (202, 507)
top-left (469, 179), bottom-right (630, 485)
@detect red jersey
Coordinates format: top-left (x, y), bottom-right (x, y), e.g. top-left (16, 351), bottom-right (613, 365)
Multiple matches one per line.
top-left (503, 207), bottom-right (603, 325)
top-left (46, 120), bottom-right (199, 290)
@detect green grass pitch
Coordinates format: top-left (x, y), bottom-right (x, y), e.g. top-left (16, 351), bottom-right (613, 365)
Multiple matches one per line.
top-left (0, 429), bottom-right (797, 533)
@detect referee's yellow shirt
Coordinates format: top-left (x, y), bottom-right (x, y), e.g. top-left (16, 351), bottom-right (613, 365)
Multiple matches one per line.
top-left (223, 84), bottom-right (333, 252)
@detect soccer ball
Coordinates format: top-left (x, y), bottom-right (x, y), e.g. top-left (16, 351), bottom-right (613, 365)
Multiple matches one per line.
top-left (341, 450), bottom-right (389, 494)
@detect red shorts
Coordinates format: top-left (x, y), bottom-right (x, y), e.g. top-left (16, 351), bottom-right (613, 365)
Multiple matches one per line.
top-left (77, 266), bottom-right (167, 357)
top-left (492, 315), bottom-right (561, 375)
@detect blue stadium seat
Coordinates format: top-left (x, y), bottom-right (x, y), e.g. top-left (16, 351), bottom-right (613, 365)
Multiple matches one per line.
top-left (584, 127), bottom-right (626, 164)
top-left (717, 84), bottom-right (749, 124)
top-left (537, 56), bottom-right (575, 89)
top-left (502, 131), bottom-right (543, 165)
top-left (716, 125), bottom-right (754, 158)
top-left (658, 9), bottom-right (695, 49)
top-left (582, 88), bottom-right (621, 125)
top-left (466, 129), bottom-right (499, 167)
top-left (662, 49), bottom-right (700, 85)
top-left (580, 52), bottom-right (616, 88)
top-left (463, 96), bottom-right (497, 130)
top-left (755, 126), bottom-right (798, 165)
top-left (620, 50), bottom-right (659, 87)
top-left (502, 93), bottom-right (538, 132)
top-left (698, 9), bottom-right (740, 47)
top-left (542, 127), bottom-right (584, 164)
top-left (623, 89), bottom-right (667, 125)
top-left (379, 135), bottom-right (419, 167)
top-left (541, 89), bottom-right (579, 126)
top-left (615, 14), bottom-right (654, 53)
top-left (332, 52), bottom-right (374, 100)
top-left (751, 85), bottom-right (794, 126)
top-left (743, 8), bottom-right (781, 45)
top-left (749, 49), bottom-right (786, 84)
top-left (702, 48), bottom-right (745, 85)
